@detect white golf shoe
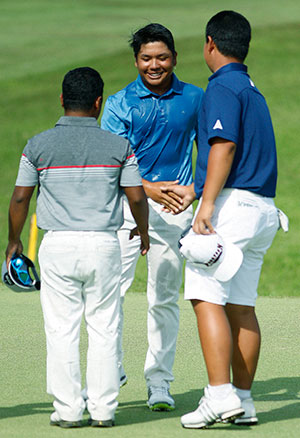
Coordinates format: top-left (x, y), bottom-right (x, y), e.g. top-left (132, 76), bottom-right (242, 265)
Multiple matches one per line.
top-left (233, 397), bottom-right (258, 425)
top-left (181, 387), bottom-right (244, 429)
top-left (147, 386), bottom-right (175, 411)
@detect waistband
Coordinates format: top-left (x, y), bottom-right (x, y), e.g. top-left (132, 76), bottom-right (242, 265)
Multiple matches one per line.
top-left (220, 188), bottom-right (274, 200)
top-left (44, 230), bottom-right (117, 238)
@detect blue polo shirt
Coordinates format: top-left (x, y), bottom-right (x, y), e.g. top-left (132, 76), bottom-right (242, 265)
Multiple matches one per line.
top-left (101, 74), bottom-right (204, 185)
top-left (194, 63), bottom-right (277, 198)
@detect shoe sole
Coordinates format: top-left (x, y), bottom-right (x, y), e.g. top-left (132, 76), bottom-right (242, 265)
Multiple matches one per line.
top-left (233, 417), bottom-right (258, 426)
top-left (89, 419), bottom-right (115, 427)
top-left (148, 402), bottom-right (175, 412)
top-left (221, 407), bottom-right (245, 421)
top-left (181, 408), bottom-right (245, 429)
top-left (50, 420), bottom-right (82, 428)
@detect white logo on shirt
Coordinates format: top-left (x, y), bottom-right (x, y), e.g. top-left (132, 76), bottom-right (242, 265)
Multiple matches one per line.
top-left (249, 79), bottom-right (255, 87)
top-left (213, 119), bottom-right (223, 130)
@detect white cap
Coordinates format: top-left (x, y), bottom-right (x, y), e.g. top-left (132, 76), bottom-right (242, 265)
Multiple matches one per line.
top-left (179, 230), bottom-right (243, 282)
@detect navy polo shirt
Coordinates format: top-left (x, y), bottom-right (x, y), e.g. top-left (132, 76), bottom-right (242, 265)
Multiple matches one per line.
top-left (194, 63), bottom-right (277, 198)
top-left (101, 74), bottom-right (204, 185)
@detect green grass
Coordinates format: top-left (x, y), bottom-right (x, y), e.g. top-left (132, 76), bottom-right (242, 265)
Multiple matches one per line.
top-left (1, 0), bottom-right (300, 296)
top-left (0, 288), bottom-right (299, 437)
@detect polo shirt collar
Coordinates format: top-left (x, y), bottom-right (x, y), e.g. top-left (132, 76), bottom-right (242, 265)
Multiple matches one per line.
top-left (55, 116), bottom-right (99, 127)
top-left (209, 63), bottom-right (248, 82)
top-left (135, 73), bottom-right (183, 97)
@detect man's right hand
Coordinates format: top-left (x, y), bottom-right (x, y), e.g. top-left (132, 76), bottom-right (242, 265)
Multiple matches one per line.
top-left (142, 179), bottom-right (183, 214)
top-left (160, 183), bottom-right (196, 214)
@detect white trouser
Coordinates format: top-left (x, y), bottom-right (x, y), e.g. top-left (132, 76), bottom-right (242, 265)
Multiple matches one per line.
top-left (38, 231), bottom-right (121, 421)
top-left (118, 198), bottom-right (193, 388)
top-left (185, 189), bottom-right (279, 306)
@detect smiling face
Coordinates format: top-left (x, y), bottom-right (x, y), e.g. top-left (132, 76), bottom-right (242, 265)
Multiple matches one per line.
top-left (135, 41), bottom-right (177, 95)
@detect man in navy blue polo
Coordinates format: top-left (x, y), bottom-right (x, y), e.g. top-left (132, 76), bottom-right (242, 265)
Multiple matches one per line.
top-left (101, 23), bottom-right (204, 411)
top-left (166, 11), bottom-right (279, 428)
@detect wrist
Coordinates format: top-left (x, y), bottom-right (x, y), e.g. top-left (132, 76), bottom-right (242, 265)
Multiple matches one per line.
top-left (201, 198), bottom-right (215, 207)
top-left (8, 237), bottom-right (21, 244)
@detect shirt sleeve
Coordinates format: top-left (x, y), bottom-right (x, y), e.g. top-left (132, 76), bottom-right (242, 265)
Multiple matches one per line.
top-left (119, 143), bottom-right (142, 187)
top-left (15, 152), bottom-right (38, 187)
top-left (101, 96), bottom-right (129, 139)
top-left (206, 84), bottom-right (241, 145)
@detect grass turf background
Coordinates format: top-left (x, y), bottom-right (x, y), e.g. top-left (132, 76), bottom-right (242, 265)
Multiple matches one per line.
top-left (0, 289), bottom-right (299, 437)
top-left (1, 0), bottom-right (300, 296)
top-left (0, 0), bottom-right (300, 436)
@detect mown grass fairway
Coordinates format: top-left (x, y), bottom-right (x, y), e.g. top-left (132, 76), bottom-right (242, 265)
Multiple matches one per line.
top-left (0, 289), bottom-right (299, 437)
top-left (0, 0), bottom-right (300, 436)
top-left (1, 0), bottom-right (300, 296)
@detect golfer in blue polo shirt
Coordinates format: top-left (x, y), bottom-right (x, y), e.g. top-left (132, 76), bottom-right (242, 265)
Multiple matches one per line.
top-left (101, 23), bottom-right (204, 411)
top-left (165, 11), bottom-right (281, 428)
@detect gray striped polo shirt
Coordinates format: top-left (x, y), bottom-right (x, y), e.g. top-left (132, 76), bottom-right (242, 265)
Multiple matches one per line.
top-left (16, 116), bottom-right (142, 231)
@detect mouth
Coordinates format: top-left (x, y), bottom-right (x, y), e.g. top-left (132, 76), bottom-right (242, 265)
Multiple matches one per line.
top-left (146, 72), bottom-right (164, 80)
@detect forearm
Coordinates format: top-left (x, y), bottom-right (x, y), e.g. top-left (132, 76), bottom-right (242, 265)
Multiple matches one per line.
top-left (8, 186), bottom-right (35, 243)
top-left (141, 178), bottom-right (153, 199)
top-left (201, 141), bottom-right (236, 205)
top-left (123, 186), bottom-right (149, 233)
top-left (6, 186), bottom-right (35, 262)
top-left (193, 140), bottom-right (236, 234)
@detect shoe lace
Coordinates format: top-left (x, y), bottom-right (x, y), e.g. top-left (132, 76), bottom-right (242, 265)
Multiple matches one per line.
top-left (148, 386), bottom-right (169, 397)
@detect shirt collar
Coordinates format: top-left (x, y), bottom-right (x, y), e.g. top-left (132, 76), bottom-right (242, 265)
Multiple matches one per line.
top-left (55, 116), bottom-right (99, 127)
top-left (135, 73), bottom-right (183, 97)
top-left (209, 63), bottom-right (248, 82)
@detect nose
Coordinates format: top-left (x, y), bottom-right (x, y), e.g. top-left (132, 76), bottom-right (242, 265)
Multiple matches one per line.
top-left (149, 58), bottom-right (159, 69)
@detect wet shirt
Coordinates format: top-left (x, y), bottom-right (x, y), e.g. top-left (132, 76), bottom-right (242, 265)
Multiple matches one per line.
top-left (101, 74), bottom-right (204, 185)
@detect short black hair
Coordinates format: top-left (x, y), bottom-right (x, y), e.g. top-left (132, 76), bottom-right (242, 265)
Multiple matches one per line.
top-left (129, 23), bottom-right (176, 58)
top-left (62, 67), bottom-right (104, 111)
top-left (206, 11), bottom-right (251, 62)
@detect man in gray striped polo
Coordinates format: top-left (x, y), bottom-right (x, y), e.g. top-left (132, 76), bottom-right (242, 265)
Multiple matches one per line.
top-left (5, 67), bottom-right (149, 428)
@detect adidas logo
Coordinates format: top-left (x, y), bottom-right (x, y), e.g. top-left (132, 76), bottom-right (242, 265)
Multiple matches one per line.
top-left (213, 119), bottom-right (223, 130)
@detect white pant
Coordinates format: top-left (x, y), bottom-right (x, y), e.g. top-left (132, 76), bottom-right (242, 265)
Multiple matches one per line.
top-left (38, 231), bottom-right (121, 421)
top-left (118, 198), bottom-right (193, 387)
top-left (185, 189), bottom-right (279, 306)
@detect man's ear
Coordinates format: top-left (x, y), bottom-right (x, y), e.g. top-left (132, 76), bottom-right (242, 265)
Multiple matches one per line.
top-left (95, 96), bottom-right (102, 110)
top-left (60, 93), bottom-right (64, 108)
top-left (173, 51), bottom-right (177, 67)
top-left (207, 36), bottom-right (216, 54)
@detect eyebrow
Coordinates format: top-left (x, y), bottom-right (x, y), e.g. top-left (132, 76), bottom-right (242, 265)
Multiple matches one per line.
top-left (139, 52), bottom-right (170, 57)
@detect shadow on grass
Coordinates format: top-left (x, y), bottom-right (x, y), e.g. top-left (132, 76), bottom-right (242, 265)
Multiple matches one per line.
top-left (252, 377), bottom-right (300, 424)
top-left (253, 377), bottom-right (300, 402)
top-left (116, 376), bottom-right (300, 426)
top-left (1, 377), bottom-right (299, 427)
top-left (0, 402), bottom-right (52, 420)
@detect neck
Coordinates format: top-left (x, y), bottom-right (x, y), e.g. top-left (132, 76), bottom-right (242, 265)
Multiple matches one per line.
top-left (211, 57), bottom-right (243, 74)
top-left (64, 109), bottom-right (96, 117)
top-left (142, 76), bottom-right (173, 96)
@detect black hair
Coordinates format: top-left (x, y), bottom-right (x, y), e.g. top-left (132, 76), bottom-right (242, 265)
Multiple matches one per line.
top-left (62, 67), bottom-right (104, 111)
top-left (129, 23), bottom-right (176, 58)
top-left (206, 11), bottom-right (251, 62)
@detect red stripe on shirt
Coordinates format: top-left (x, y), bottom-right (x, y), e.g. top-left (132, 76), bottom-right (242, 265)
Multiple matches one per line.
top-left (37, 164), bottom-right (122, 171)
